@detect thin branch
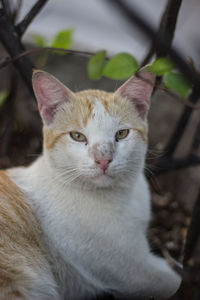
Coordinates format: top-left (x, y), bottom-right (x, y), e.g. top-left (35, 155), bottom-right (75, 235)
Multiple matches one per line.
top-left (156, 0), bottom-right (182, 57)
top-left (0, 9), bottom-right (34, 94)
top-left (0, 56), bottom-right (11, 68)
top-left (142, 0), bottom-right (182, 66)
top-left (0, 47), bottom-right (98, 70)
top-left (164, 85), bottom-right (200, 157)
top-left (16, 0), bottom-right (49, 36)
top-left (152, 154), bottom-right (200, 175)
top-left (169, 190), bottom-right (200, 300)
top-left (12, 0), bottom-right (23, 24)
top-left (183, 190), bottom-right (200, 265)
top-left (0, 73), bottom-right (16, 157)
top-left (191, 120), bottom-right (200, 154)
top-left (141, 47), bottom-right (154, 67)
top-left (1, 0), bottom-right (12, 20)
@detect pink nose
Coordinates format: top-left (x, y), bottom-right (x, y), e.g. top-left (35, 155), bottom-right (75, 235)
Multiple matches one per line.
top-left (95, 159), bottom-right (112, 172)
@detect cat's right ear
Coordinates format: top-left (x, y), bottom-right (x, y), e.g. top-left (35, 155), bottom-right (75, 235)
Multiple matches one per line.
top-left (32, 70), bottom-right (75, 125)
top-left (114, 70), bottom-right (155, 119)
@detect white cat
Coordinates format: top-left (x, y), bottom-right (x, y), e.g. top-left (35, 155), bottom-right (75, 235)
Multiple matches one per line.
top-left (0, 69), bottom-right (180, 299)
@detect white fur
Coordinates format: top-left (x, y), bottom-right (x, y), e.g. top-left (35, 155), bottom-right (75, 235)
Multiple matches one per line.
top-left (9, 99), bottom-right (180, 299)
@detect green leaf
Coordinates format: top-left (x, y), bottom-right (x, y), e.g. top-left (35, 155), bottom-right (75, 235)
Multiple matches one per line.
top-left (0, 90), bottom-right (9, 108)
top-left (103, 53), bottom-right (139, 80)
top-left (148, 57), bottom-right (174, 76)
top-left (33, 34), bottom-right (47, 47)
top-left (51, 29), bottom-right (74, 49)
top-left (164, 72), bottom-right (192, 98)
top-left (88, 50), bottom-right (106, 80)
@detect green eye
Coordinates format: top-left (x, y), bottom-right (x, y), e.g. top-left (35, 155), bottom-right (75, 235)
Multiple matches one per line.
top-left (70, 132), bottom-right (87, 143)
top-left (115, 129), bottom-right (130, 141)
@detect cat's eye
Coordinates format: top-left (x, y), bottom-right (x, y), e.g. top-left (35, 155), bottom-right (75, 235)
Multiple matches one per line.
top-left (70, 132), bottom-right (87, 143)
top-left (115, 129), bottom-right (130, 141)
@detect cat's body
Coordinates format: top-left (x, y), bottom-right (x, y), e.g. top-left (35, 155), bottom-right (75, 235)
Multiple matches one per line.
top-left (0, 70), bottom-right (180, 299)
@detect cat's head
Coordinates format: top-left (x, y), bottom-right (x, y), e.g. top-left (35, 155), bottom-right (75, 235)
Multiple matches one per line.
top-left (32, 69), bottom-right (154, 189)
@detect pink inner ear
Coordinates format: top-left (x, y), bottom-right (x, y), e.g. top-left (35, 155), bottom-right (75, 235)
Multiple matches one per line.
top-left (116, 71), bottom-right (155, 118)
top-left (32, 71), bottom-right (73, 125)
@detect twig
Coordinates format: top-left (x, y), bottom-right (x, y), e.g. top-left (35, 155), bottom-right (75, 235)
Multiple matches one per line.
top-left (191, 120), bottom-right (200, 154)
top-left (168, 191), bottom-right (200, 300)
top-left (12, 0), bottom-right (23, 24)
top-left (164, 85), bottom-right (200, 157)
top-left (183, 190), bottom-right (200, 265)
top-left (162, 248), bottom-right (183, 277)
top-left (1, 0), bottom-right (12, 20)
top-left (16, 0), bottom-right (49, 36)
top-left (0, 73), bottom-right (16, 157)
top-left (141, 47), bottom-right (155, 67)
top-left (142, 0), bottom-right (182, 65)
top-left (152, 154), bottom-right (200, 175)
top-left (0, 9), bottom-right (35, 94)
top-left (156, 0), bottom-right (182, 57)
top-left (0, 47), bottom-right (98, 70)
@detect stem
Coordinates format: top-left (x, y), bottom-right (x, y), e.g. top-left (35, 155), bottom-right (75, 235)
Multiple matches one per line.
top-left (191, 120), bottom-right (200, 154)
top-left (165, 85), bottom-right (200, 157)
top-left (142, 0), bottom-right (182, 65)
top-left (156, 0), bottom-right (182, 57)
top-left (169, 191), bottom-right (200, 300)
top-left (16, 0), bottom-right (49, 36)
top-left (183, 190), bottom-right (200, 264)
top-left (152, 154), bottom-right (200, 175)
top-left (0, 47), bottom-right (101, 70)
top-left (0, 73), bottom-right (16, 157)
top-left (1, 0), bottom-right (12, 20)
top-left (0, 9), bottom-right (34, 94)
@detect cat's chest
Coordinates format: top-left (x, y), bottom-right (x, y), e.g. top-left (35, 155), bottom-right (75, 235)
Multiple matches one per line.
top-left (39, 187), bottom-right (134, 239)
top-left (35, 185), bottom-right (146, 259)
top-left (40, 188), bottom-right (141, 292)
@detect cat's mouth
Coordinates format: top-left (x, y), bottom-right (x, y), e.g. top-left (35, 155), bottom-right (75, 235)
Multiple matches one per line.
top-left (90, 171), bottom-right (114, 187)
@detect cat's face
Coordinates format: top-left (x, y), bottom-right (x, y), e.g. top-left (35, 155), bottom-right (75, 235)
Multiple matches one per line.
top-left (32, 70), bottom-right (154, 189)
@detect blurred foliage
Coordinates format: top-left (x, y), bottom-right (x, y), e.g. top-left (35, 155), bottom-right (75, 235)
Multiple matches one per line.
top-left (33, 34), bottom-right (47, 47)
top-left (103, 53), bottom-right (139, 80)
top-left (148, 57), bottom-right (174, 76)
top-left (33, 28), bottom-right (74, 67)
top-left (33, 28), bottom-right (74, 49)
top-left (51, 29), bottom-right (74, 50)
top-left (88, 51), bottom-right (139, 80)
top-left (88, 50), bottom-right (106, 80)
top-left (164, 72), bottom-right (192, 99)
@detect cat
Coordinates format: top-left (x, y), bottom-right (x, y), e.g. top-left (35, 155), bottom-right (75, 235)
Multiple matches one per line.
top-left (0, 69), bottom-right (181, 300)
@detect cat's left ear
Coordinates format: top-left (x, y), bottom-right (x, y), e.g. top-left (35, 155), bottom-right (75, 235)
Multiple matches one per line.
top-left (115, 70), bottom-right (155, 119)
top-left (32, 70), bottom-right (75, 125)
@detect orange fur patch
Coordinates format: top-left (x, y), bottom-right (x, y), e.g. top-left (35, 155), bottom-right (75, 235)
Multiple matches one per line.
top-left (133, 127), bottom-right (148, 143)
top-left (0, 171), bottom-right (49, 298)
top-left (44, 129), bottom-right (66, 150)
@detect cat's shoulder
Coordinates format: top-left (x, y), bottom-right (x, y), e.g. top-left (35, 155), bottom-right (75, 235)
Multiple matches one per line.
top-left (0, 169), bottom-right (59, 299)
top-left (0, 168), bottom-right (42, 240)
top-left (0, 169), bottom-right (32, 214)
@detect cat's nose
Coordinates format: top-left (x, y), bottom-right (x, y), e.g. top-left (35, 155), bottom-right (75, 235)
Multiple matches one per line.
top-left (95, 159), bottom-right (112, 172)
